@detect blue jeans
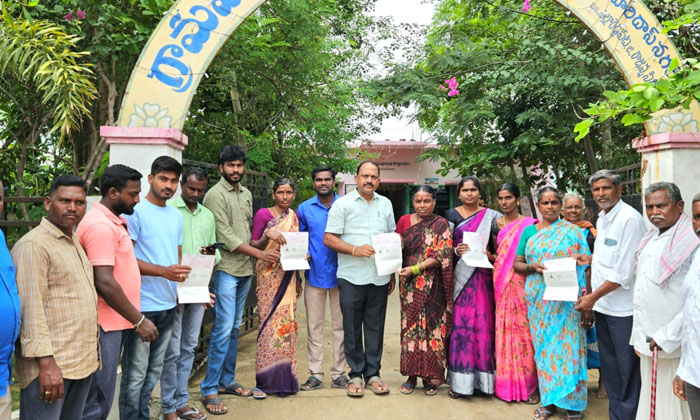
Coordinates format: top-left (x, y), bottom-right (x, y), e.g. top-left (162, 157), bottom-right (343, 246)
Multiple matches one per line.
top-left (160, 303), bottom-right (205, 414)
top-left (82, 328), bottom-right (124, 420)
top-left (118, 308), bottom-right (175, 420)
top-left (200, 271), bottom-right (252, 396)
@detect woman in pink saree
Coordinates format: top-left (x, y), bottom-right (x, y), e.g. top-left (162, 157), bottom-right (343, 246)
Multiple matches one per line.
top-left (492, 183), bottom-right (539, 403)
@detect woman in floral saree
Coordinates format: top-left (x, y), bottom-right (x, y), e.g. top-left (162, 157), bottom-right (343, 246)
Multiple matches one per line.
top-left (395, 186), bottom-right (453, 396)
top-left (445, 176), bottom-right (501, 398)
top-left (514, 187), bottom-right (591, 420)
top-left (250, 178), bottom-right (302, 398)
top-left (492, 183), bottom-right (539, 403)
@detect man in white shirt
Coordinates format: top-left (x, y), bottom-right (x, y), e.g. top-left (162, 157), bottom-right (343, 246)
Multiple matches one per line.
top-left (575, 169), bottom-right (646, 420)
top-left (674, 251), bottom-right (700, 420)
top-left (631, 182), bottom-right (697, 420)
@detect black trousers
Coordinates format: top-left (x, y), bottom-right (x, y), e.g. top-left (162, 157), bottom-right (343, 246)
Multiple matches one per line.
top-left (337, 278), bottom-right (389, 382)
top-left (595, 312), bottom-right (641, 420)
top-left (688, 382), bottom-right (700, 420)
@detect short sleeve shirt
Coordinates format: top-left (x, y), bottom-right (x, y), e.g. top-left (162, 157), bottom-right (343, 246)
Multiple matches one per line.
top-left (77, 202), bottom-right (141, 331)
top-left (325, 190), bottom-right (396, 286)
top-left (124, 200), bottom-right (183, 312)
top-left (297, 194), bottom-right (339, 289)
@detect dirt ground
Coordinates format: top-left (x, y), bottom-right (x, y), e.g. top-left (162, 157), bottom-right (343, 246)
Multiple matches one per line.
top-left (108, 287), bottom-right (611, 420)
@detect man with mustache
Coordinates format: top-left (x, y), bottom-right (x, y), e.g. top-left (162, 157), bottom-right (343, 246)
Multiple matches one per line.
top-left (200, 146), bottom-right (279, 414)
top-left (77, 165), bottom-right (158, 420)
top-left (575, 169), bottom-right (646, 420)
top-left (324, 161), bottom-right (396, 397)
top-left (120, 156), bottom-right (191, 420)
top-left (12, 175), bottom-right (98, 420)
top-left (297, 166), bottom-right (349, 391)
top-left (631, 182), bottom-right (697, 419)
top-left (692, 193), bottom-right (700, 237)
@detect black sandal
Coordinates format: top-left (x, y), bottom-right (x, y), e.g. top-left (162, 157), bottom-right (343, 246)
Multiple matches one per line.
top-left (200, 396), bottom-right (228, 416)
top-left (332, 375), bottom-right (350, 389)
top-left (300, 376), bottom-right (323, 391)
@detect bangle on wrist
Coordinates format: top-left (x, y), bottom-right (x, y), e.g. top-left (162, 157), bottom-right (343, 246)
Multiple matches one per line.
top-left (351, 246), bottom-right (356, 256)
top-left (133, 314), bottom-right (146, 331)
top-left (454, 247), bottom-right (460, 256)
top-left (526, 263), bottom-right (531, 273)
top-left (411, 264), bottom-right (420, 276)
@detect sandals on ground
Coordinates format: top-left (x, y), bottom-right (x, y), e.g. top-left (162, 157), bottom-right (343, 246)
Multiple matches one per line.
top-left (367, 376), bottom-right (390, 395)
top-left (300, 376), bottom-right (323, 391)
top-left (532, 406), bottom-right (557, 420)
top-left (200, 396), bottom-right (228, 416)
top-left (399, 382), bottom-right (416, 395)
top-left (564, 411), bottom-right (583, 420)
top-left (346, 377), bottom-right (364, 397)
top-left (423, 385), bottom-right (438, 396)
top-left (252, 387), bottom-right (267, 400)
top-left (332, 375), bottom-right (350, 389)
top-left (218, 382), bottom-right (252, 397)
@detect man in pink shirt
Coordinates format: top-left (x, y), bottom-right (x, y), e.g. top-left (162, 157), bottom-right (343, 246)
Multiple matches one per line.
top-left (77, 164), bottom-right (158, 420)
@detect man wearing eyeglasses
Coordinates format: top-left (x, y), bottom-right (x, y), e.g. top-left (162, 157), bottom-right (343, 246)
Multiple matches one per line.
top-left (324, 161), bottom-right (396, 398)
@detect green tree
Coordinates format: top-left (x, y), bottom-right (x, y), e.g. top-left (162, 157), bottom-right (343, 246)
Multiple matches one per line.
top-left (372, 0), bottom-right (639, 201)
top-left (0, 5), bottom-right (96, 220)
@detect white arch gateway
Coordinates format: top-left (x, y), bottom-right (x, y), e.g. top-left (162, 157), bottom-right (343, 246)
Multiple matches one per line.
top-left (102, 0), bottom-right (700, 203)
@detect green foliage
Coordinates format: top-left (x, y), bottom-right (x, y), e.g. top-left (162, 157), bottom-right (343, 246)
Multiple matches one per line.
top-left (183, 0), bottom-right (388, 201)
top-left (578, 1), bottom-right (700, 137)
top-left (0, 6), bottom-right (97, 138)
top-left (372, 0), bottom-right (639, 193)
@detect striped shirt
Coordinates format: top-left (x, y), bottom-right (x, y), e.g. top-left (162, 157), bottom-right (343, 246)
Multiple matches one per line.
top-left (11, 217), bottom-right (99, 388)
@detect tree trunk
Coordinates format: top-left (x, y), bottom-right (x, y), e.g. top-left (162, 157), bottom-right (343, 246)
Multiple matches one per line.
top-left (582, 133), bottom-right (599, 174)
top-left (230, 86), bottom-right (246, 148)
top-left (518, 157), bottom-right (537, 217)
top-left (600, 118), bottom-right (612, 167)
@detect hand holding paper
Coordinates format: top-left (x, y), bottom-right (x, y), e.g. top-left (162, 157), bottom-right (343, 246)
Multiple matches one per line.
top-left (542, 257), bottom-right (579, 301)
top-left (280, 232), bottom-right (310, 271)
top-left (177, 254), bottom-right (215, 304)
top-left (461, 232), bottom-right (493, 269)
top-left (372, 233), bottom-right (402, 276)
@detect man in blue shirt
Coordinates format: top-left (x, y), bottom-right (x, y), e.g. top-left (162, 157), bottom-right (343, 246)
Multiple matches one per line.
top-left (0, 178), bottom-right (20, 420)
top-left (297, 166), bottom-right (348, 391)
top-left (120, 157), bottom-right (191, 420)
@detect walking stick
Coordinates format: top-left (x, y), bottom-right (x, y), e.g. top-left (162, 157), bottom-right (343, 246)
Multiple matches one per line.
top-left (650, 346), bottom-right (658, 420)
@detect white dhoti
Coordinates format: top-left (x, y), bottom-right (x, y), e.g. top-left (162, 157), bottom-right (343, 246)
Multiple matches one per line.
top-left (636, 355), bottom-right (691, 420)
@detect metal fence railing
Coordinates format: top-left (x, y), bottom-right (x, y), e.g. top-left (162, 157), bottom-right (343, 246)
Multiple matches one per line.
top-left (583, 162), bottom-right (643, 224)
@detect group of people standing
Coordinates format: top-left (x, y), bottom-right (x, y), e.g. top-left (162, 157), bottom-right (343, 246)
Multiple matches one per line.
top-left (1, 150), bottom-right (700, 420)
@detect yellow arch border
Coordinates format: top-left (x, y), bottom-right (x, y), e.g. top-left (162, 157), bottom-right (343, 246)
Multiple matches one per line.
top-left (118, 0), bottom-right (700, 135)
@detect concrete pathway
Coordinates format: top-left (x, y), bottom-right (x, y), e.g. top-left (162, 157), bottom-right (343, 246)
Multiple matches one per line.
top-left (112, 288), bottom-right (610, 420)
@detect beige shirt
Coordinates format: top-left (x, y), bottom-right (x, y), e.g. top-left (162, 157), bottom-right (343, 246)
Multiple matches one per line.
top-left (11, 218), bottom-right (99, 388)
top-left (203, 177), bottom-right (254, 277)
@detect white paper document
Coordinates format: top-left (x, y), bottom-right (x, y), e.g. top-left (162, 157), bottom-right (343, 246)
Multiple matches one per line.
top-left (177, 254), bottom-right (215, 304)
top-left (461, 232), bottom-right (493, 269)
top-left (280, 232), bottom-right (310, 271)
top-left (542, 257), bottom-right (579, 301)
top-left (372, 233), bottom-right (403, 276)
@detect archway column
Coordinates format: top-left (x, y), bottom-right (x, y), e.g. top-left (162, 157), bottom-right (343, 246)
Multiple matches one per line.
top-left (100, 126), bottom-right (188, 192)
top-left (633, 132), bottom-right (700, 207)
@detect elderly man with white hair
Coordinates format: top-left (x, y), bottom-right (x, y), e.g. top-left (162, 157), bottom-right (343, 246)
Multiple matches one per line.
top-left (631, 182), bottom-right (698, 420)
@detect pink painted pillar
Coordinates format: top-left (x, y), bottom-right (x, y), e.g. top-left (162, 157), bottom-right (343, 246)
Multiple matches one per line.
top-left (99, 126), bottom-right (188, 194)
top-left (633, 132), bottom-right (700, 212)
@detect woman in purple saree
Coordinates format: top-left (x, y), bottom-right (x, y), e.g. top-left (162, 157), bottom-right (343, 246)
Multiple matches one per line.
top-left (445, 176), bottom-right (501, 398)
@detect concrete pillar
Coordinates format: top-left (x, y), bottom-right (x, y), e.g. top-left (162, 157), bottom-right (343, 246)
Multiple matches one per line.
top-left (633, 132), bottom-right (700, 213)
top-left (99, 126), bottom-right (188, 196)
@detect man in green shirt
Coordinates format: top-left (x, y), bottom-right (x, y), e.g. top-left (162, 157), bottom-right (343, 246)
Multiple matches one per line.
top-left (200, 146), bottom-right (278, 414)
top-left (161, 167), bottom-right (218, 420)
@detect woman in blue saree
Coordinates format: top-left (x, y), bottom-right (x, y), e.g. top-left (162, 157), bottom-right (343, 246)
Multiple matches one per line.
top-left (513, 186), bottom-right (592, 420)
